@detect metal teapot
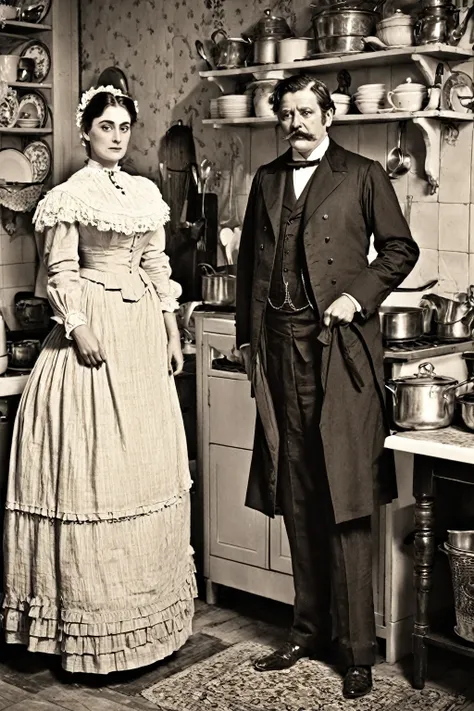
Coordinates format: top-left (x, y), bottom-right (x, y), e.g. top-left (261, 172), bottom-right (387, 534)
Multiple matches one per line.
top-left (414, 3), bottom-right (459, 45)
top-left (210, 29), bottom-right (252, 69)
top-left (419, 289), bottom-right (474, 340)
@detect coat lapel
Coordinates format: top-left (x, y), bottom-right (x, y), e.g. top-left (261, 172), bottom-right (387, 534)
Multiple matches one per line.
top-left (261, 151), bottom-right (290, 241)
top-left (302, 140), bottom-right (349, 229)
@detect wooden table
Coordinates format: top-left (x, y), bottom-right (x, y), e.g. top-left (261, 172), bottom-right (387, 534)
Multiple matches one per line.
top-left (385, 427), bottom-right (474, 689)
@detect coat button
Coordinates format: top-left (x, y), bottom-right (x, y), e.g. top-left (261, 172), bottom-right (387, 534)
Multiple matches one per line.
top-left (325, 236), bottom-right (330, 243)
top-left (263, 226), bottom-right (267, 231)
top-left (259, 244), bottom-right (264, 250)
top-left (323, 214), bottom-right (329, 220)
top-left (328, 258), bottom-right (334, 265)
top-left (331, 278), bottom-right (337, 285)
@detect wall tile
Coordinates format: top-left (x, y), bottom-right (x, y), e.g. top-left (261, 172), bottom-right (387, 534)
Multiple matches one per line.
top-left (0, 234), bottom-right (23, 266)
top-left (2, 263), bottom-right (36, 290)
top-left (22, 234), bottom-right (38, 263)
top-left (410, 202), bottom-right (439, 250)
top-left (397, 247), bottom-right (438, 291)
top-left (439, 203), bottom-right (469, 253)
top-left (438, 251), bottom-right (469, 297)
top-left (329, 125), bottom-right (359, 153)
top-left (439, 123), bottom-right (472, 204)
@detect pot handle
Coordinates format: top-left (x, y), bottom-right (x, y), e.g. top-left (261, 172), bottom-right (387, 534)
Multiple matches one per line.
top-left (211, 29), bottom-right (228, 45)
top-left (199, 262), bottom-right (217, 275)
top-left (442, 376), bottom-right (474, 401)
top-left (384, 380), bottom-right (398, 402)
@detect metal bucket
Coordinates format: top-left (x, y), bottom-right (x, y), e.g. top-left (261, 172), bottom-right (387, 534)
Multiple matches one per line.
top-left (443, 542), bottom-right (474, 643)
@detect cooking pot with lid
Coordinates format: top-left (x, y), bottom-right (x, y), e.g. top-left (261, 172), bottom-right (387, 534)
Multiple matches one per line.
top-left (385, 361), bottom-right (471, 430)
top-left (244, 8), bottom-right (293, 64)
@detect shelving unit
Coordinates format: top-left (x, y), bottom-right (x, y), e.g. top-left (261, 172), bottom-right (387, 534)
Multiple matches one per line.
top-left (199, 43), bottom-right (474, 194)
top-left (0, 128), bottom-right (53, 135)
top-left (9, 82), bottom-right (53, 90)
top-left (0, 20), bottom-right (52, 32)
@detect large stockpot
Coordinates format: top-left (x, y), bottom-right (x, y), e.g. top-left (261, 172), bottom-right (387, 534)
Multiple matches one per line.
top-left (312, 9), bottom-right (379, 51)
top-left (200, 264), bottom-right (236, 307)
top-left (379, 306), bottom-right (425, 341)
top-left (385, 361), bottom-right (470, 430)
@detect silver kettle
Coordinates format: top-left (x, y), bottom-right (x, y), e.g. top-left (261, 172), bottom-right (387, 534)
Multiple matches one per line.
top-left (420, 289), bottom-right (474, 340)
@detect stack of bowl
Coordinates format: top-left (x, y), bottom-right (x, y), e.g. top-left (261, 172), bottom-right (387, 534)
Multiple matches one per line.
top-left (353, 83), bottom-right (386, 114)
top-left (209, 98), bottom-right (220, 119)
top-left (331, 93), bottom-right (351, 116)
top-left (376, 12), bottom-right (415, 47)
top-left (217, 94), bottom-right (252, 119)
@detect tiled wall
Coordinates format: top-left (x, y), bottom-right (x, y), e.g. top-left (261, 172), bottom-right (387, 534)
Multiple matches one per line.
top-left (0, 132), bottom-right (38, 329)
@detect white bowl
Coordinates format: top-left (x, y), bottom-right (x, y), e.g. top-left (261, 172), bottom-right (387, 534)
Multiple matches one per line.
top-left (334, 103), bottom-right (350, 116)
top-left (357, 83), bottom-right (385, 92)
top-left (356, 102), bottom-right (382, 114)
top-left (378, 13), bottom-right (414, 28)
top-left (331, 93), bottom-right (351, 102)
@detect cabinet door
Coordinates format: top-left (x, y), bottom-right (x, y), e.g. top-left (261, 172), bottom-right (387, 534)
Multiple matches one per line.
top-left (210, 444), bottom-right (268, 568)
top-left (209, 376), bottom-right (256, 450)
top-left (270, 516), bottom-right (293, 575)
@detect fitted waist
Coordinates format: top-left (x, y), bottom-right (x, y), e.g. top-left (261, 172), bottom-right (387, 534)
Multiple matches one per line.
top-left (79, 266), bottom-right (152, 302)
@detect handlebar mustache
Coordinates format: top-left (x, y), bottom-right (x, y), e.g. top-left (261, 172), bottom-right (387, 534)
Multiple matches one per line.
top-left (282, 130), bottom-right (316, 141)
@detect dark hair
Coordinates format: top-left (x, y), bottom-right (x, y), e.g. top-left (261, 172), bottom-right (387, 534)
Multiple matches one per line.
top-left (270, 75), bottom-right (335, 118)
top-left (81, 91), bottom-right (138, 134)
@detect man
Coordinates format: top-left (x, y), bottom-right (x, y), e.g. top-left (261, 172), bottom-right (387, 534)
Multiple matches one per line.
top-left (235, 74), bottom-right (419, 700)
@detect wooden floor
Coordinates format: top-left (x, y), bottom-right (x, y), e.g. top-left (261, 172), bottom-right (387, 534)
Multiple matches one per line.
top-left (1, 586), bottom-right (474, 710)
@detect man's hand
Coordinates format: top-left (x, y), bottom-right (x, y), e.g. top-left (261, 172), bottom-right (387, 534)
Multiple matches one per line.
top-left (323, 294), bottom-right (357, 328)
top-left (72, 325), bottom-right (106, 368)
top-left (168, 333), bottom-right (184, 376)
top-left (239, 344), bottom-right (252, 381)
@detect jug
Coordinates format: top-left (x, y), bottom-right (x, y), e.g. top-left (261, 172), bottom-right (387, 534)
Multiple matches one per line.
top-left (210, 30), bottom-right (252, 69)
top-left (420, 291), bottom-right (474, 340)
top-left (414, 4), bottom-right (459, 44)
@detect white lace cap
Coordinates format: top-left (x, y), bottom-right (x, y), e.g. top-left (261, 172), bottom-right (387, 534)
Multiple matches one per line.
top-left (76, 85), bottom-right (139, 131)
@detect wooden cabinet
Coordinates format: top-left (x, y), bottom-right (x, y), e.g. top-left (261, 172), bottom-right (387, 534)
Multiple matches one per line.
top-left (196, 313), bottom-right (295, 607)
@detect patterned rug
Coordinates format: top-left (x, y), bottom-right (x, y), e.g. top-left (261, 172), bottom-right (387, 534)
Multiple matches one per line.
top-left (142, 641), bottom-right (465, 711)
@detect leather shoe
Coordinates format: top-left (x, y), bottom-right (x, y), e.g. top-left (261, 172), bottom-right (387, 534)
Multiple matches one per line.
top-left (342, 666), bottom-right (373, 699)
top-left (253, 641), bottom-right (309, 672)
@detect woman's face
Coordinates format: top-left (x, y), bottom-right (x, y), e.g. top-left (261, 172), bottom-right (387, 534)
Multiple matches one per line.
top-left (85, 104), bottom-right (132, 168)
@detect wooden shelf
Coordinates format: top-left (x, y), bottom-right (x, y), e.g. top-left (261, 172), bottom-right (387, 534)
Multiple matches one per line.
top-left (0, 128), bottom-right (52, 135)
top-left (0, 20), bottom-right (52, 33)
top-left (424, 613), bottom-right (474, 659)
top-left (199, 44), bottom-right (474, 80)
top-left (203, 110), bottom-right (474, 128)
top-left (9, 82), bottom-right (52, 90)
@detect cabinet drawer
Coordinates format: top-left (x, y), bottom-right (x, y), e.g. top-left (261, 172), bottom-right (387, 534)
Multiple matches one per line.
top-left (209, 376), bottom-right (256, 450)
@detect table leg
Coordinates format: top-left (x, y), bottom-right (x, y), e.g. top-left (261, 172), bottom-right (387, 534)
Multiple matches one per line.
top-left (412, 454), bottom-right (436, 690)
top-left (205, 579), bottom-right (218, 605)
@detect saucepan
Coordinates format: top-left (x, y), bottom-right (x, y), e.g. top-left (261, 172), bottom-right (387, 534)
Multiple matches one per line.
top-left (387, 123), bottom-right (412, 179)
top-left (200, 263), bottom-right (236, 307)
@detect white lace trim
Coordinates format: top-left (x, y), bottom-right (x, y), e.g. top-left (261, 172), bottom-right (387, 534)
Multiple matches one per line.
top-left (33, 169), bottom-right (170, 235)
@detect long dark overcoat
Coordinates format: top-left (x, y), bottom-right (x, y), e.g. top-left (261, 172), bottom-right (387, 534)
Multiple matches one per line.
top-left (235, 139), bottom-right (420, 524)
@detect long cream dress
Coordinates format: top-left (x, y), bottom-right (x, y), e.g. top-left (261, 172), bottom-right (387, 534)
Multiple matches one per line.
top-left (2, 160), bottom-right (197, 674)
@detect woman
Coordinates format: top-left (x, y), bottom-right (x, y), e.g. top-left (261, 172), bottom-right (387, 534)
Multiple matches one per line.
top-left (2, 86), bottom-right (196, 674)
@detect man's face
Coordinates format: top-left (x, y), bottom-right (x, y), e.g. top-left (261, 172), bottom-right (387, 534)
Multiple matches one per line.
top-left (277, 86), bottom-right (333, 158)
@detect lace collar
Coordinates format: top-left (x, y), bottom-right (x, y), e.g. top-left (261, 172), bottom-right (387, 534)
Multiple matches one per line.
top-left (86, 158), bottom-right (121, 173)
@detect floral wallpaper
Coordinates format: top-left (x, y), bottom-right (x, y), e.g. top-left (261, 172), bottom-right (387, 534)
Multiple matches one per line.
top-left (79, 0), bottom-right (312, 197)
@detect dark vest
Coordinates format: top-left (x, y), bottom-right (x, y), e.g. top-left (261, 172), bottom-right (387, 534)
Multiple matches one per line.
top-left (268, 169), bottom-right (315, 312)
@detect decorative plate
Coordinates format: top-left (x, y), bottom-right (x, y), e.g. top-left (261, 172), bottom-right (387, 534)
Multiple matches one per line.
top-left (17, 90), bottom-right (48, 127)
top-left (20, 40), bottom-right (51, 82)
top-left (23, 139), bottom-right (51, 182)
top-left (19, 0), bottom-right (52, 24)
top-left (0, 88), bottom-right (19, 128)
top-left (0, 148), bottom-right (34, 183)
top-left (442, 71), bottom-right (474, 113)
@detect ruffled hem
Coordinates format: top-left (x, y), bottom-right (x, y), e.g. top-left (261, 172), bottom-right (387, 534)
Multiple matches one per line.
top-left (2, 574), bottom-right (197, 674)
top-left (5, 488), bottom-right (192, 523)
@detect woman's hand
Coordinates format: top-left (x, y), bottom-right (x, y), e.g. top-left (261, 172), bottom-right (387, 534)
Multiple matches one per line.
top-left (71, 325), bottom-right (106, 368)
top-left (167, 333), bottom-right (184, 375)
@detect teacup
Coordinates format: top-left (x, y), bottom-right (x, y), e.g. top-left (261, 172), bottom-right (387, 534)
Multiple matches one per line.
top-left (387, 90), bottom-right (425, 112)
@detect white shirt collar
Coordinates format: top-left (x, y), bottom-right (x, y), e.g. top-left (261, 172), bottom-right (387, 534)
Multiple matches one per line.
top-left (291, 135), bottom-right (330, 163)
top-left (87, 158), bottom-right (121, 172)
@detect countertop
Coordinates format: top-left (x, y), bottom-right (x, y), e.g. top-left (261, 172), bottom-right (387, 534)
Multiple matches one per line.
top-left (0, 373), bottom-right (30, 398)
top-left (385, 426), bottom-right (474, 464)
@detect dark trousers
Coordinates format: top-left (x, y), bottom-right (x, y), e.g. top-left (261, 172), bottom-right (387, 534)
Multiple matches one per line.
top-left (265, 307), bottom-right (376, 667)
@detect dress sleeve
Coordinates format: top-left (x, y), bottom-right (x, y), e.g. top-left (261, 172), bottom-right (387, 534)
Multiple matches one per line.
top-left (40, 222), bottom-right (87, 339)
top-left (140, 225), bottom-right (182, 312)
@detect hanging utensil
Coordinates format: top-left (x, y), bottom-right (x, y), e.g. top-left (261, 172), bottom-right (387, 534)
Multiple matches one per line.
top-left (387, 122), bottom-right (411, 179)
top-left (195, 39), bottom-right (214, 70)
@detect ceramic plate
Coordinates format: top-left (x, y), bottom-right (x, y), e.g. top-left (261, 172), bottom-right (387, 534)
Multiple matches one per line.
top-left (17, 90), bottom-right (48, 127)
top-left (0, 148), bottom-right (34, 183)
top-left (19, 0), bottom-right (52, 24)
top-left (96, 66), bottom-right (129, 94)
top-left (443, 71), bottom-right (474, 113)
top-left (20, 40), bottom-right (51, 82)
top-left (0, 87), bottom-right (19, 128)
top-left (23, 139), bottom-right (51, 182)
top-left (7, 366), bottom-right (33, 373)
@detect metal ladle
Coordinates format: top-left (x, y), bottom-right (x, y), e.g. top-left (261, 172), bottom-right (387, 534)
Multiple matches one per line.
top-left (387, 122), bottom-right (411, 179)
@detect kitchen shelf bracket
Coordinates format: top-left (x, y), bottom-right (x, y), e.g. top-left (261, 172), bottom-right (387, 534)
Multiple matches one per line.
top-left (412, 116), bottom-right (440, 195)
